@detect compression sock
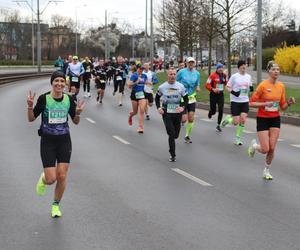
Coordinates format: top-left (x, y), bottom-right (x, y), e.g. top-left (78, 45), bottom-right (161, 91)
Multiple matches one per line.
top-left (185, 122), bottom-right (194, 137)
top-left (236, 124), bottom-right (245, 139)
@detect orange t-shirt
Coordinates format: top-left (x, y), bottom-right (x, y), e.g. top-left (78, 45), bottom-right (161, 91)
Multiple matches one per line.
top-left (250, 80), bottom-right (286, 118)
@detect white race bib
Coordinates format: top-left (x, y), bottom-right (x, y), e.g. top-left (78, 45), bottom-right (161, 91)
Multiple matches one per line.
top-left (240, 88), bottom-right (249, 96)
top-left (265, 102), bottom-right (279, 112)
top-left (217, 84), bottom-right (224, 91)
top-left (188, 95), bottom-right (196, 104)
top-left (72, 76), bottom-right (79, 82)
top-left (48, 109), bottom-right (68, 124)
top-left (135, 91), bottom-right (145, 99)
top-left (117, 76), bottom-right (123, 81)
top-left (167, 103), bottom-right (179, 113)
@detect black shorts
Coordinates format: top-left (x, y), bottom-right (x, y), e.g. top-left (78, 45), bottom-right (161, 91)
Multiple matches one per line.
top-left (231, 102), bottom-right (249, 116)
top-left (96, 80), bottom-right (106, 90)
top-left (70, 81), bottom-right (80, 89)
top-left (40, 134), bottom-right (72, 168)
top-left (130, 90), bottom-right (146, 101)
top-left (257, 116), bottom-right (281, 132)
top-left (145, 92), bottom-right (154, 103)
top-left (183, 103), bottom-right (196, 114)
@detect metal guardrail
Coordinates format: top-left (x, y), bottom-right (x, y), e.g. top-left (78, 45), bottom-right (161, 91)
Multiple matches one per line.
top-left (0, 72), bottom-right (52, 85)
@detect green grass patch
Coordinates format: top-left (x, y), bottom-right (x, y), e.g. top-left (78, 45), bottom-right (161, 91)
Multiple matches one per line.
top-left (156, 70), bottom-right (300, 115)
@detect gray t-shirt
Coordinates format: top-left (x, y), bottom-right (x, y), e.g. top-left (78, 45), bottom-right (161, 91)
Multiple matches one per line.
top-left (157, 81), bottom-right (187, 110)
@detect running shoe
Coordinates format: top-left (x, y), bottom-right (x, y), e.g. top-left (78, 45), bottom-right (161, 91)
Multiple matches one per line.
top-left (184, 136), bottom-right (192, 143)
top-left (87, 93), bottom-right (91, 97)
top-left (99, 100), bottom-right (102, 104)
top-left (169, 156), bottom-right (176, 162)
top-left (234, 137), bottom-right (243, 146)
top-left (208, 111), bottom-right (212, 119)
top-left (119, 104), bottom-right (122, 107)
top-left (51, 204), bottom-right (62, 218)
top-left (137, 125), bottom-right (144, 133)
top-left (221, 115), bottom-right (233, 128)
top-left (247, 139), bottom-right (257, 157)
top-left (128, 112), bottom-right (133, 126)
top-left (146, 115), bottom-right (150, 120)
top-left (263, 168), bottom-right (273, 180)
top-left (36, 172), bottom-right (46, 196)
top-left (113, 91), bottom-right (116, 96)
top-left (216, 125), bottom-right (222, 132)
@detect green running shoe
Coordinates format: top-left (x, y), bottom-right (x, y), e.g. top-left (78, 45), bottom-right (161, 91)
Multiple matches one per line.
top-left (51, 204), bottom-right (62, 218)
top-left (247, 139), bottom-right (257, 158)
top-left (263, 169), bottom-right (273, 180)
top-left (221, 115), bottom-right (233, 128)
top-left (234, 137), bottom-right (243, 146)
top-left (36, 173), bottom-right (46, 196)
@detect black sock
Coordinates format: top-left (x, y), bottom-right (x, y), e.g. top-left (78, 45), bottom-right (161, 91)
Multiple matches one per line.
top-left (53, 200), bottom-right (60, 205)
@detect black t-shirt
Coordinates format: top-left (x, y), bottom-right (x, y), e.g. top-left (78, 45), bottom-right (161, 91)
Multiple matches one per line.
top-left (113, 63), bottom-right (126, 81)
top-left (33, 92), bottom-right (76, 121)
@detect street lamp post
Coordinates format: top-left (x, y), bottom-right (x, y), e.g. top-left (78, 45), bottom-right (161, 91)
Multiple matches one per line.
top-left (257, 0), bottom-right (262, 84)
top-left (75, 4), bottom-right (87, 56)
top-left (150, 0), bottom-right (154, 69)
top-left (145, 0), bottom-right (148, 61)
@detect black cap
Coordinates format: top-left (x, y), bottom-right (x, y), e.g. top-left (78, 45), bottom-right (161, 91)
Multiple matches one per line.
top-left (50, 71), bottom-right (66, 84)
top-left (237, 60), bottom-right (246, 69)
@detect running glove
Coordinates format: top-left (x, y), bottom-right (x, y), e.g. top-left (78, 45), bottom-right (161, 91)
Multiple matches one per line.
top-left (231, 90), bottom-right (241, 97)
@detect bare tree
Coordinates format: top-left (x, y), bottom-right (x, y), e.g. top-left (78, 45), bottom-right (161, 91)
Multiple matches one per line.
top-left (214, 0), bottom-right (256, 76)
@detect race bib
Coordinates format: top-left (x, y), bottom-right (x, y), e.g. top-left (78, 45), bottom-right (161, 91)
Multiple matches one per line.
top-left (265, 102), bottom-right (279, 112)
top-left (167, 103), bottom-right (179, 113)
top-left (240, 88), bottom-right (249, 96)
top-left (135, 91), bottom-right (145, 99)
top-left (216, 84), bottom-right (224, 91)
top-left (117, 76), bottom-right (123, 81)
top-left (48, 109), bottom-right (68, 124)
top-left (86, 69), bottom-right (91, 72)
top-left (100, 80), bottom-right (105, 83)
top-left (72, 76), bottom-right (79, 82)
top-left (188, 95), bottom-right (196, 104)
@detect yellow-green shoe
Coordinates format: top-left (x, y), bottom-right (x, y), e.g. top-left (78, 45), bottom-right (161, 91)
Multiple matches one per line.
top-left (51, 204), bottom-right (62, 218)
top-left (36, 173), bottom-right (46, 196)
top-left (263, 169), bottom-right (273, 180)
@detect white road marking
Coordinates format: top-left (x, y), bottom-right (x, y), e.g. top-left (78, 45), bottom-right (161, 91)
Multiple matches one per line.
top-left (113, 135), bottom-right (131, 145)
top-left (291, 144), bottom-right (300, 148)
top-left (171, 168), bottom-right (212, 187)
top-left (200, 118), bottom-right (213, 122)
top-left (86, 117), bottom-right (96, 124)
top-left (243, 130), bottom-right (255, 134)
top-left (277, 138), bottom-right (285, 142)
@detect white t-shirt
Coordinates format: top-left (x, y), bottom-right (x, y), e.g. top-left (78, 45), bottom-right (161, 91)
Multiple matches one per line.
top-left (143, 70), bottom-right (153, 93)
top-left (228, 72), bottom-right (252, 103)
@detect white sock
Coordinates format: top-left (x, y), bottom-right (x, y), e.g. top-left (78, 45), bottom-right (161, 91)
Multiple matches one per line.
top-left (253, 142), bottom-right (258, 149)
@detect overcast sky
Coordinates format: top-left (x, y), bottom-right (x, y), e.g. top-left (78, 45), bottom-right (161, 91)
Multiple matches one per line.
top-left (1, 0), bottom-right (300, 30)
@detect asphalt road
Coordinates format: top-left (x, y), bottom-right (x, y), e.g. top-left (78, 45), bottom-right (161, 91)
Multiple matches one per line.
top-left (1, 77), bottom-right (300, 250)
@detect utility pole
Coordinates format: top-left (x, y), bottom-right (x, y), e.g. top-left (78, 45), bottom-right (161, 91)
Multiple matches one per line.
top-left (105, 10), bottom-right (108, 61)
top-left (75, 7), bottom-right (78, 55)
top-left (257, 0), bottom-right (262, 84)
top-left (150, 0), bottom-right (154, 69)
top-left (37, 0), bottom-right (41, 73)
top-left (31, 0), bottom-right (34, 66)
top-left (163, 0), bottom-right (166, 71)
top-left (145, 0), bottom-right (148, 61)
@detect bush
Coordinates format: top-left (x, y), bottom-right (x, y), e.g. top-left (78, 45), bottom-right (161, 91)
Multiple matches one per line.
top-left (274, 45), bottom-right (300, 74)
top-left (253, 47), bottom-right (276, 70)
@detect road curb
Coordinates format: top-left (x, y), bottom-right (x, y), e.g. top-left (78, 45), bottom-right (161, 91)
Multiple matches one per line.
top-left (196, 102), bottom-right (300, 126)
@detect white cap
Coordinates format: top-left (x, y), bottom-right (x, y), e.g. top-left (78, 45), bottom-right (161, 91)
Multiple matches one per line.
top-left (186, 57), bottom-right (195, 63)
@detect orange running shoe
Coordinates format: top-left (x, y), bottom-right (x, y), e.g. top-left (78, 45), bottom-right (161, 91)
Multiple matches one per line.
top-left (137, 125), bottom-right (144, 133)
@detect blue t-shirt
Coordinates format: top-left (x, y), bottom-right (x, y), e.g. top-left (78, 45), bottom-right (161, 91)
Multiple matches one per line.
top-left (130, 72), bottom-right (148, 92)
top-left (176, 68), bottom-right (200, 96)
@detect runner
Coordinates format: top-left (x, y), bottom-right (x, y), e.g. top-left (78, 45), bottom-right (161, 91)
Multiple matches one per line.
top-left (128, 64), bottom-right (148, 133)
top-left (177, 62), bottom-right (185, 73)
top-left (93, 59), bottom-right (107, 103)
top-left (82, 56), bottom-right (93, 97)
top-left (27, 71), bottom-right (85, 217)
top-left (205, 63), bottom-right (227, 132)
top-left (66, 55), bottom-right (85, 100)
top-left (143, 63), bottom-right (158, 120)
top-left (247, 61), bottom-right (296, 180)
top-left (155, 68), bottom-right (188, 162)
top-left (221, 60), bottom-right (253, 144)
top-left (113, 56), bottom-right (127, 106)
top-left (176, 57), bottom-right (201, 143)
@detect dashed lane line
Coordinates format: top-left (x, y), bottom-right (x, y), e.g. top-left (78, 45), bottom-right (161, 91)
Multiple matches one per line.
top-left (113, 135), bottom-right (131, 145)
top-left (171, 168), bottom-right (213, 187)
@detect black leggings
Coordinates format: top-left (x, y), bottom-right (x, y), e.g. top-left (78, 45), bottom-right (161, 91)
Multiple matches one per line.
top-left (114, 80), bottom-right (125, 93)
top-left (209, 92), bottom-right (224, 125)
top-left (162, 113), bottom-right (182, 157)
top-left (83, 78), bottom-right (90, 92)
